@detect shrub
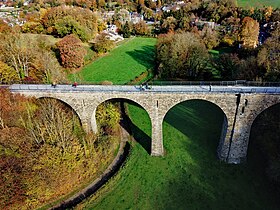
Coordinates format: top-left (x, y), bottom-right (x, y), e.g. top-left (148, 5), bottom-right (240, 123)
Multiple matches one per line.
top-left (56, 34), bottom-right (86, 69)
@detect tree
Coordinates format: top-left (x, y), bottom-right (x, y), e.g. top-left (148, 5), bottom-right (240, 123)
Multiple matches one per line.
top-left (257, 26), bottom-right (280, 81)
top-left (156, 32), bottom-right (209, 80)
top-left (0, 31), bottom-right (65, 82)
top-left (0, 61), bottom-right (17, 84)
top-left (161, 16), bottom-right (178, 33)
top-left (96, 102), bottom-right (121, 135)
top-left (122, 21), bottom-right (133, 38)
top-left (199, 25), bottom-right (220, 50)
top-left (212, 53), bottom-right (241, 80)
top-left (41, 6), bottom-right (99, 40)
top-left (133, 21), bottom-right (150, 36)
top-left (92, 33), bottom-right (115, 54)
top-left (239, 17), bottom-right (259, 48)
top-left (271, 8), bottom-right (280, 22)
top-left (56, 34), bottom-right (86, 69)
top-left (0, 19), bottom-right (11, 33)
top-left (0, 32), bottom-right (33, 80)
top-left (55, 16), bottom-right (90, 41)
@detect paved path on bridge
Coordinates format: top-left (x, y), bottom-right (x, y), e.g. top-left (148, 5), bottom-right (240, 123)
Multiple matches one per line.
top-left (8, 84), bottom-right (280, 94)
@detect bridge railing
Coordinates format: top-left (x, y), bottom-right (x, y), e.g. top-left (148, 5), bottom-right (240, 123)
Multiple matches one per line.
top-left (2, 80), bottom-right (280, 87)
top-left (147, 80), bottom-right (280, 87)
top-left (7, 84), bottom-right (280, 94)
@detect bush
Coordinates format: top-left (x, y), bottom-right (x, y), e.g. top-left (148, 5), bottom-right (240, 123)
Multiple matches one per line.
top-left (101, 80), bottom-right (113, 85)
top-left (56, 34), bottom-right (86, 69)
top-left (92, 33), bottom-right (115, 54)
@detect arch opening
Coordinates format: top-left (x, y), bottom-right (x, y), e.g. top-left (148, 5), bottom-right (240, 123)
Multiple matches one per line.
top-left (248, 103), bottom-right (280, 197)
top-left (163, 99), bottom-right (228, 160)
top-left (35, 97), bottom-right (84, 145)
top-left (93, 98), bottom-right (152, 154)
top-left (37, 96), bottom-right (82, 126)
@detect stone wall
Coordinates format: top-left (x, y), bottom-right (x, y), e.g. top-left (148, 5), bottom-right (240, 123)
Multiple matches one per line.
top-left (14, 90), bottom-right (280, 163)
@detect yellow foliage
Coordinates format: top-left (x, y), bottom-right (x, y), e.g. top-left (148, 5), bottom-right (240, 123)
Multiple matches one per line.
top-left (0, 61), bottom-right (17, 83)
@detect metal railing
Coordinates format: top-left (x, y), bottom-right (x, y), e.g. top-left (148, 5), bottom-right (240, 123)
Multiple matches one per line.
top-left (7, 84), bottom-right (280, 94)
top-left (2, 80), bottom-right (280, 87)
top-left (147, 80), bottom-right (280, 87)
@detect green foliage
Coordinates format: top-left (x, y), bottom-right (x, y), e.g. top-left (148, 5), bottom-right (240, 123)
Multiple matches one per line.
top-left (96, 102), bottom-right (121, 135)
top-left (156, 32), bottom-right (209, 80)
top-left (55, 16), bottom-right (90, 42)
top-left (22, 21), bottom-right (45, 34)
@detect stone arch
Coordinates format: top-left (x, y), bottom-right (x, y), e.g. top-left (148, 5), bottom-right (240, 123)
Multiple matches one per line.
top-left (250, 101), bottom-right (280, 129)
top-left (36, 96), bottom-right (82, 126)
top-left (246, 100), bottom-right (280, 155)
top-left (162, 99), bottom-right (229, 158)
top-left (91, 97), bottom-right (153, 154)
top-left (161, 97), bottom-right (230, 121)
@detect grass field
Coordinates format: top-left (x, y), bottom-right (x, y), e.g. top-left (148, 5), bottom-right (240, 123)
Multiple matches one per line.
top-left (77, 100), bottom-right (279, 210)
top-left (237, 0), bottom-right (280, 8)
top-left (71, 37), bottom-right (156, 84)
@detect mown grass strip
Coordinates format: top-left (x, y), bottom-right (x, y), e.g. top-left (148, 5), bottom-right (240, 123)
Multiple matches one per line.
top-left (72, 37), bottom-right (156, 84)
top-left (237, 0), bottom-right (280, 8)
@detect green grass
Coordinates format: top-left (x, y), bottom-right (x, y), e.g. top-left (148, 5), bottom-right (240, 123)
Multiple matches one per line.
top-left (237, 0), bottom-right (280, 8)
top-left (77, 100), bottom-right (279, 210)
top-left (71, 37), bottom-right (156, 84)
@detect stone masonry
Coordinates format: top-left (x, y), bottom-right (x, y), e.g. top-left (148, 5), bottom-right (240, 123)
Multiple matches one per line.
top-left (13, 89), bottom-right (280, 163)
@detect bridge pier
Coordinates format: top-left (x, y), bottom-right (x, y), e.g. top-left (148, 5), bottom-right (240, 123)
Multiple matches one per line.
top-left (218, 94), bottom-right (250, 163)
top-left (218, 93), bottom-right (280, 163)
top-left (151, 107), bottom-right (164, 156)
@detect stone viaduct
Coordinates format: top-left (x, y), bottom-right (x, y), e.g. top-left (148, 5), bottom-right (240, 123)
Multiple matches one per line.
top-left (9, 84), bottom-right (280, 164)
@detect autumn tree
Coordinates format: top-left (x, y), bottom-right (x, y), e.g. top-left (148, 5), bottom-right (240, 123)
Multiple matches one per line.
top-left (41, 6), bottom-right (98, 41)
top-left (0, 19), bottom-right (11, 33)
top-left (0, 90), bottom-right (120, 209)
top-left (56, 34), bottom-right (86, 69)
top-left (133, 20), bottom-right (150, 36)
top-left (96, 102), bottom-right (121, 135)
top-left (0, 32), bottom-right (32, 80)
top-left (199, 25), bottom-right (220, 50)
top-left (156, 32), bottom-right (209, 80)
top-left (239, 17), bottom-right (259, 48)
top-left (0, 32), bottom-right (65, 82)
top-left (257, 26), bottom-right (280, 81)
top-left (271, 8), bottom-right (280, 22)
top-left (92, 33), bottom-right (115, 54)
top-left (0, 61), bottom-right (17, 84)
top-left (122, 21), bottom-right (133, 38)
top-left (161, 16), bottom-right (178, 33)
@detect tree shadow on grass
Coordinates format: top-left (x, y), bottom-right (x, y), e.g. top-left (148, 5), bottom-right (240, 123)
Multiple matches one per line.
top-left (164, 100), bottom-right (224, 155)
top-left (120, 101), bottom-right (151, 154)
top-left (126, 46), bottom-right (156, 69)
